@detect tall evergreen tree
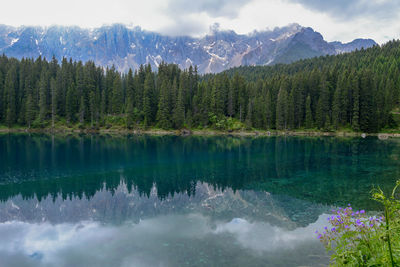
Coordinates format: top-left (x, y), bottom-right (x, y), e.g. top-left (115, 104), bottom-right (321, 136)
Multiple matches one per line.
top-left (66, 84), bottom-right (77, 123)
top-left (173, 85), bottom-right (185, 129)
top-left (111, 75), bottom-right (123, 114)
top-left (50, 78), bottom-right (57, 128)
top-left (4, 65), bottom-right (17, 126)
top-left (305, 95), bottom-right (313, 128)
top-left (351, 76), bottom-right (360, 131)
top-left (276, 87), bottom-right (288, 130)
top-left (265, 90), bottom-right (273, 129)
top-left (39, 71), bottom-right (49, 121)
top-left (25, 93), bottom-right (36, 128)
top-left (143, 71), bottom-right (155, 126)
top-left (157, 78), bottom-right (172, 129)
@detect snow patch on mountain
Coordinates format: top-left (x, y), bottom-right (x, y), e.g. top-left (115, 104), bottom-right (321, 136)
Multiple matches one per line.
top-left (0, 23), bottom-right (377, 73)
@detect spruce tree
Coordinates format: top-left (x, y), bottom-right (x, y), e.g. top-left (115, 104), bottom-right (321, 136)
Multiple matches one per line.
top-left (50, 78), bottom-right (57, 129)
top-left (305, 95), bottom-right (313, 129)
top-left (79, 95), bottom-right (85, 124)
top-left (0, 71), bottom-right (3, 123)
top-left (89, 91), bottom-right (96, 127)
top-left (4, 66), bottom-right (17, 126)
top-left (332, 86), bottom-right (341, 129)
top-left (157, 79), bottom-right (172, 129)
top-left (143, 72), bottom-right (155, 126)
top-left (111, 75), bottom-right (123, 114)
top-left (351, 77), bottom-right (360, 132)
top-left (66, 84), bottom-right (77, 123)
top-left (39, 71), bottom-right (48, 122)
top-left (25, 93), bottom-right (36, 128)
top-left (265, 90), bottom-right (273, 129)
top-left (287, 90), bottom-right (295, 129)
top-left (173, 85), bottom-right (185, 129)
top-left (126, 97), bottom-right (134, 129)
top-left (276, 87), bottom-right (288, 130)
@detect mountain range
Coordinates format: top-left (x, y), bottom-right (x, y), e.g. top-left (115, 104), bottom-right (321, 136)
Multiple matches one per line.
top-left (0, 23), bottom-right (376, 73)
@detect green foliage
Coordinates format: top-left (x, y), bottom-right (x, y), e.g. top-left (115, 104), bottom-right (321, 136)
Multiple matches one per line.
top-left (208, 112), bottom-right (244, 131)
top-left (0, 40), bottom-right (399, 132)
top-left (318, 180), bottom-right (400, 266)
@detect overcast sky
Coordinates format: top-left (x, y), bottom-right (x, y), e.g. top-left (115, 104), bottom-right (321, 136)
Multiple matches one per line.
top-left (1, 0), bottom-right (399, 43)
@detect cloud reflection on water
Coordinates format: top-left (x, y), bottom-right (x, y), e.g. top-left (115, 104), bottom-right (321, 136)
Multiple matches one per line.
top-left (0, 213), bottom-right (329, 267)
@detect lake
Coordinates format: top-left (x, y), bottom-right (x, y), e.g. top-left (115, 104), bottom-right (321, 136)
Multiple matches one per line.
top-left (0, 134), bottom-right (399, 267)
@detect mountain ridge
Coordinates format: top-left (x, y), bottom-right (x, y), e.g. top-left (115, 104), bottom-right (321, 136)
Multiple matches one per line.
top-left (0, 23), bottom-right (376, 73)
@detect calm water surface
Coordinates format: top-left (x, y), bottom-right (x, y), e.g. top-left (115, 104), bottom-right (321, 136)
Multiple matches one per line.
top-left (0, 134), bottom-right (399, 267)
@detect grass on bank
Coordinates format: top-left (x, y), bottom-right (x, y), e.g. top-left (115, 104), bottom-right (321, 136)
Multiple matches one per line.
top-left (1, 114), bottom-right (400, 135)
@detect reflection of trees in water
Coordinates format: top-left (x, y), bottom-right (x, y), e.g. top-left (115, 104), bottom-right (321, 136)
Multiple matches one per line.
top-left (0, 134), bottom-right (399, 209)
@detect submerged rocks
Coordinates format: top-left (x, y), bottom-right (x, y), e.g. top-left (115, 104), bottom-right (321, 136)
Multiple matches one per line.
top-left (180, 129), bottom-right (192, 136)
top-left (378, 134), bottom-right (389, 140)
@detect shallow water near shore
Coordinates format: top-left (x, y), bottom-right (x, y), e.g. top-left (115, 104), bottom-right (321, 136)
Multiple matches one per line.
top-left (0, 134), bottom-right (399, 266)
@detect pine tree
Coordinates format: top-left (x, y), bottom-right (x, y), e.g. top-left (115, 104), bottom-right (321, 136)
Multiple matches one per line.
top-left (126, 69), bottom-right (135, 109)
top-left (66, 84), bottom-right (77, 123)
top-left (316, 78), bottom-right (331, 129)
top-left (0, 71), bottom-right (4, 123)
top-left (245, 99), bottom-right (253, 128)
top-left (50, 78), bottom-right (56, 129)
top-left (126, 97), bottom-right (134, 129)
top-left (265, 90), bottom-right (273, 129)
top-left (351, 76), bottom-right (360, 132)
top-left (4, 66), bottom-right (17, 126)
top-left (287, 90), bottom-right (295, 129)
top-left (173, 85), bottom-right (185, 129)
top-left (89, 91), bottom-right (96, 127)
top-left (143, 72), bottom-right (155, 126)
top-left (39, 71), bottom-right (48, 121)
top-left (111, 75), bottom-right (123, 114)
top-left (332, 86), bottom-right (341, 129)
top-left (100, 89), bottom-right (107, 126)
top-left (157, 79), bottom-right (172, 129)
top-left (305, 95), bottom-right (313, 129)
top-left (79, 95), bottom-right (85, 124)
top-left (25, 93), bottom-right (36, 128)
top-left (276, 87), bottom-right (288, 130)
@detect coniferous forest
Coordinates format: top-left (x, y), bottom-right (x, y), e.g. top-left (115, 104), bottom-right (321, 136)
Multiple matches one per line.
top-left (0, 40), bottom-right (400, 133)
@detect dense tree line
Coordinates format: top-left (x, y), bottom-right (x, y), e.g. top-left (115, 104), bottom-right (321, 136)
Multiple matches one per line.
top-left (0, 40), bottom-right (399, 132)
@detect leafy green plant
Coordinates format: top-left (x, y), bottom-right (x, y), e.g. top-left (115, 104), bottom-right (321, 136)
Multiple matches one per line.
top-left (317, 180), bottom-right (400, 266)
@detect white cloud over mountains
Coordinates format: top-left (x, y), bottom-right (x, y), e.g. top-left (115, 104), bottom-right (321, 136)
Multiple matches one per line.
top-left (1, 0), bottom-right (399, 43)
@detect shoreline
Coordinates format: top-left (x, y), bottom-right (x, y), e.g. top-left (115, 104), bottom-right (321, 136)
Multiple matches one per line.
top-left (1, 127), bottom-right (400, 138)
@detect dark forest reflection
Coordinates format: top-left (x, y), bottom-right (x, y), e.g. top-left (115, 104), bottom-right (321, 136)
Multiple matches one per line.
top-left (1, 134), bottom-right (399, 209)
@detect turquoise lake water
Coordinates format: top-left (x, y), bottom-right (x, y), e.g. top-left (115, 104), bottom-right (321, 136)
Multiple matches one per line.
top-left (0, 134), bottom-right (399, 266)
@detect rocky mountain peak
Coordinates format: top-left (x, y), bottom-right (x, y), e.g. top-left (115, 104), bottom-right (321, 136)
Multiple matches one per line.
top-left (0, 23), bottom-right (377, 73)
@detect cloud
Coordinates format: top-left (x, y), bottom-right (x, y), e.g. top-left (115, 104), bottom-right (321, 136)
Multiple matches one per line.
top-left (0, 0), bottom-right (399, 43)
top-left (166, 0), bottom-right (252, 18)
top-left (285, 0), bottom-right (400, 21)
top-left (0, 214), bottom-right (329, 267)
